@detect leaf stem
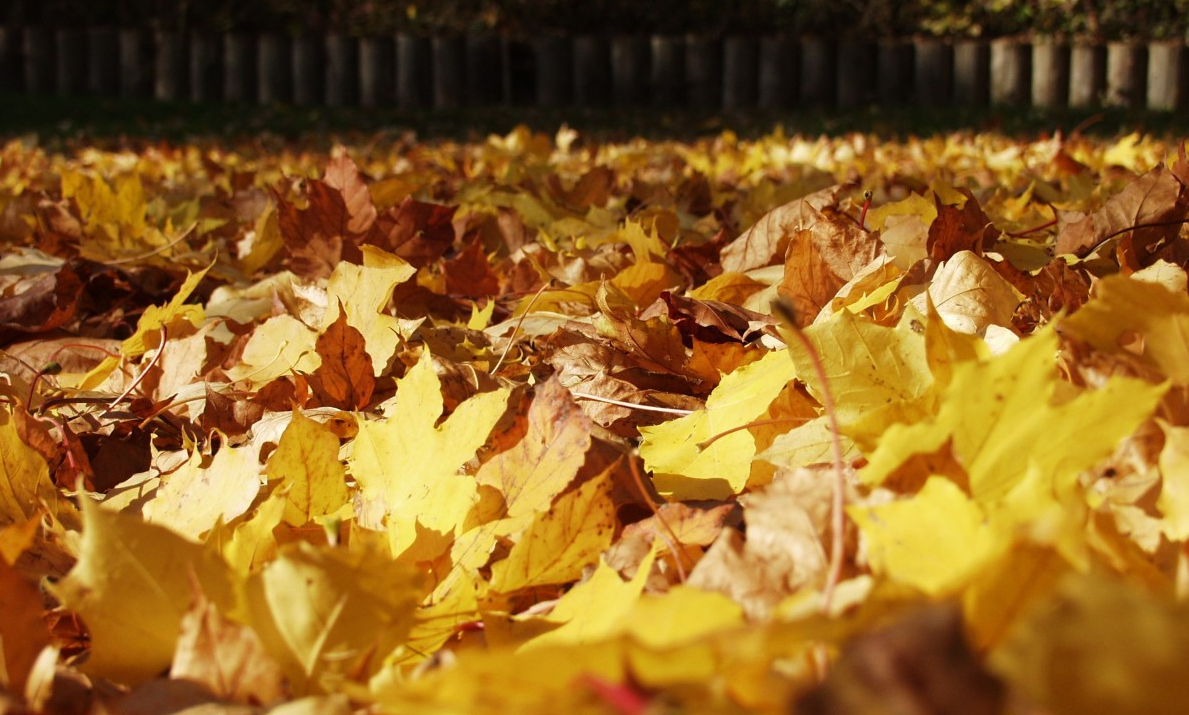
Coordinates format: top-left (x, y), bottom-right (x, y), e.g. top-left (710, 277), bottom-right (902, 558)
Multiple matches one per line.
top-left (569, 391), bottom-right (695, 415)
top-left (773, 300), bottom-right (847, 614)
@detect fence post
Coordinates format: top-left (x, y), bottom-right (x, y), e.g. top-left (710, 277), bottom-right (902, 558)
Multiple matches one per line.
top-left (503, 39), bottom-right (535, 105)
top-left (573, 35), bottom-right (610, 106)
top-left (651, 35), bottom-right (685, 107)
top-left (293, 34), bottom-right (325, 106)
top-left (466, 34), bottom-right (503, 105)
top-left (953, 39), bottom-right (989, 105)
top-left (258, 33), bottom-right (293, 105)
top-left (22, 26), bottom-right (53, 94)
top-left (837, 39), bottom-right (875, 108)
top-left (432, 35), bottom-right (465, 107)
top-left (913, 39), bottom-right (952, 106)
top-left (799, 36), bottom-right (835, 106)
top-left (119, 28), bottom-right (151, 97)
top-left (326, 34), bottom-right (360, 106)
top-left (223, 33), bottom-right (257, 103)
top-left (1145, 40), bottom-right (1186, 111)
top-left (1031, 41), bottom-right (1069, 108)
top-left (685, 35), bottom-right (722, 109)
top-left (154, 30), bottom-right (186, 101)
top-left (1069, 43), bottom-right (1105, 107)
top-left (359, 35), bottom-right (395, 107)
top-left (723, 36), bottom-right (759, 110)
top-left (758, 35), bottom-right (796, 109)
top-left (397, 34), bottom-right (431, 107)
top-left (610, 35), bottom-right (649, 106)
top-left (55, 27), bottom-right (86, 96)
top-left (0, 26), bottom-right (15, 92)
top-left (535, 35), bottom-right (572, 107)
top-left (990, 38), bottom-right (1030, 105)
top-left (189, 32), bottom-right (221, 103)
top-left (1105, 41), bottom-right (1146, 107)
top-left (87, 27), bottom-right (119, 96)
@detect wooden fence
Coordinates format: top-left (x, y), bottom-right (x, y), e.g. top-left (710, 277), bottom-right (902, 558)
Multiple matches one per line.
top-left (0, 27), bottom-right (1187, 112)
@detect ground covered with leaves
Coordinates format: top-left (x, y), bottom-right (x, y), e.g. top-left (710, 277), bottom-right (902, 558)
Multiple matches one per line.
top-left (2, 126), bottom-right (1189, 715)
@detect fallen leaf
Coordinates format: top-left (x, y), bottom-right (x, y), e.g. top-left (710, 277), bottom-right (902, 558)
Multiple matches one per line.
top-left (50, 497), bottom-right (234, 684)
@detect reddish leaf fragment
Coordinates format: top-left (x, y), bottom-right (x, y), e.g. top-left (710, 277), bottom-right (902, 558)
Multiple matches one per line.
top-left (0, 556), bottom-right (53, 695)
top-left (927, 189), bottom-right (1001, 261)
top-left (200, 384), bottom-right (264, 440)
top-left (276, 181), bottom-right (358, 279)
top-left (371, 197), bottom-right (457, 268)
top-left (308, 308), bottom-right (375, 410)
top-left (444, 238), bottom-right (501, 299)
top-left (323, 151), bottom-right (378, 236)
top-left (0, 263), bottom-right (83, 344)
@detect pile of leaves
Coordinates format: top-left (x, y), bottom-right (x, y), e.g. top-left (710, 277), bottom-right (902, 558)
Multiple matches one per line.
top-left (2, 125), bottom-right (1189, 715)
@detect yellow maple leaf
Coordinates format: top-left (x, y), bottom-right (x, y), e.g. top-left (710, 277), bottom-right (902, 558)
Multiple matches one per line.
top-left (213, 487), bottom-right (287, 575)
top-left (862, 326), bottom-right (1166, 502)
top-left (50, 497), bottom-right (235, 684)
top-left (323, 246), bottom-right (418, 375)
top-left (120, 264), bottom-right (211, 359)
top-left (849, 476), bottom-right (1003, 597)
top-left (475, 376), bottom-right (592, 519)
top-left (786, 309), bottom-right (934, 451)
top-left (266, 410), bottom-right (350, 527)
top-left (640, 349), bottom-right (796, 500)
top-left (1157, 421), bottom-right (1189, 541)
top-left (349, 350), bottom-right (510, 557)
top-left (1061, 273), bottom-right (1189, 383)
top-left (223, 313), bottom-right (320, 387)
top-left (520, 550), bottom-right (655, 650)
top-left (142, 442), bottom-right (261, 541)
top-left (0, 411), bottom-right (60, 526)
top-left (490, 468), bottom-right (616, 593)
top-left (242, 541), bottom-right (422, 693)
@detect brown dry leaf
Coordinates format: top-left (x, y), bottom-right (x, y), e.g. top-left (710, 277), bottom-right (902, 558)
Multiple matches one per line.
top-left (720, 185), bottom-right (842, 273)
top-left (1055, 163), bottom-right (1189, 260)
top-left (686, 467), bottom-right (836, 619)
top-left (323, 151), bottom-right (377, 236)
top-left (0, 262), bottom-right (83, 344)
top-left (777, 205), bottom-right (883, 327)
top-left (277, 181), bottom-right (357, 279)
top-left (799, 604), bottom-right (1004, 715)
top-left (659, 291), bottom-right (774, 344)
top-left (172, 584), bottom-right (288, 706)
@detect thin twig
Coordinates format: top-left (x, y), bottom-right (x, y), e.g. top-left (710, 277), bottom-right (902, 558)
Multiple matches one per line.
top-left (1005, 217), bottom-right (1058, 238)
top-left (569, 391), bottom-right (695, 415)
top-left (627, 455), bottom-right (689, 582)
top-left (102, 225), bottom-right (194, 265)
top-left (697, 417), bottom-right (810, 451)
top-left (491, 281), bottom-right (551, 375)
top-left (100, 326), bottom-right (167, 418)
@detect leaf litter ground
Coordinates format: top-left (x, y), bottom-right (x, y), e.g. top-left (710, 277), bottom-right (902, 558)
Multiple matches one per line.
top-left (2, 127), bottom-right (1189, 714)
